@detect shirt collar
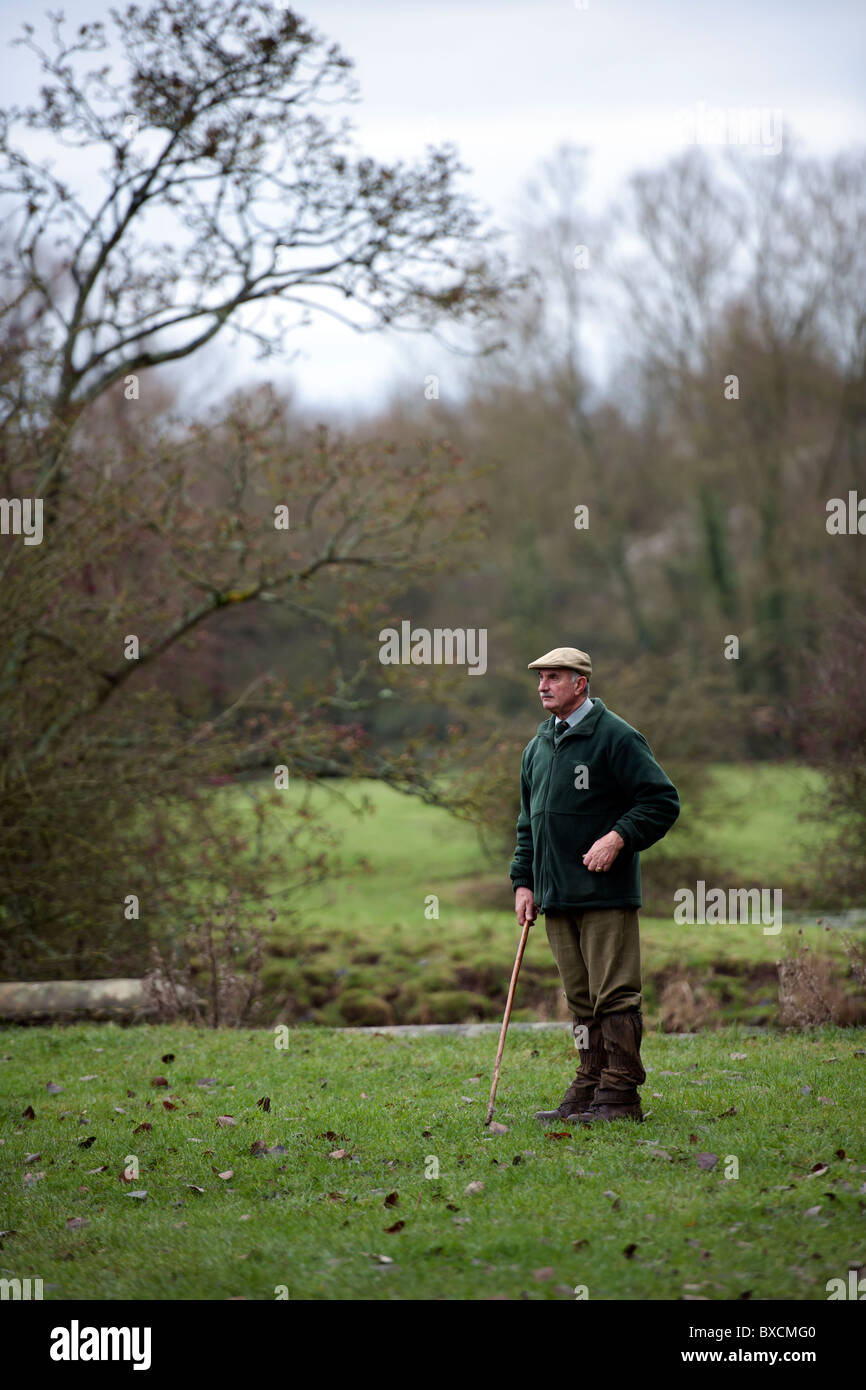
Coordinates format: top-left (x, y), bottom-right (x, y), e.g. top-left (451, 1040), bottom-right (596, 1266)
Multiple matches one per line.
top-left (555, 697), bottom-right (593, 733)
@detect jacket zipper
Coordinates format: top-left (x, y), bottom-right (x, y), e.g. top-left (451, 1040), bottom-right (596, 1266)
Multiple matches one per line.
top-left (539, 734), bottom-right (558, 910)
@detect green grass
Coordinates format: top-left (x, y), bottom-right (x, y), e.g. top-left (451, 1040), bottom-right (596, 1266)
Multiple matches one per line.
top-left (2, 1022), bottom-right (864, 1300)
top-left (193, 764), bottom-right (855, 1028)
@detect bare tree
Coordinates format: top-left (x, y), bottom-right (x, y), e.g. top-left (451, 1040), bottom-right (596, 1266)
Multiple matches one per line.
top-left (0, 0), bottom-right (515, 499)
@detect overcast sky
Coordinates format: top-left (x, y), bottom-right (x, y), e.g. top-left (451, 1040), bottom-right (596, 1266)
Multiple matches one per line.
top-left (2, 0), bottom-right (864, 419)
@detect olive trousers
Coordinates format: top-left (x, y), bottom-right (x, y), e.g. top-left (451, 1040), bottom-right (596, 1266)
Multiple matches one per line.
top-left (544, 907), bottom-right (645, 1102)
top-left (544, 907), bottom-right (642, 1015)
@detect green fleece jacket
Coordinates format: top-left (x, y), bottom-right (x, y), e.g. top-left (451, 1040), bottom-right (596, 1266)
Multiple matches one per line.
top-left (508, 698), bottom-right (680, 912)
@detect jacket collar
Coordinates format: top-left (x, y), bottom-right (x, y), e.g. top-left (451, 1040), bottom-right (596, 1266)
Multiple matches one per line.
top-left (537, 698), bottom-right (606, 741)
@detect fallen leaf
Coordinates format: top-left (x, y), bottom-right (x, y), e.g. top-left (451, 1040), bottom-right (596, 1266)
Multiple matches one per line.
top-left (545, 1131), bottom-right (571, 1140)
top-left (623, 1243), bottom-right (638, 1258)
top-left (326, 1192), bottom-right (345, 1203)
top-left (835, 1148), bottom-right (846, 1160)
top-left (250, 1140), bottom-right (268, 1156)
top-left (805, 1164), bottom-right (829, 1178)
top-left (86, 1165), bottom-right (108, 1174)
top-left (65, 1217), bottom-right (89, 1229)
top-left (125, 1190), bottom-right (148, 1199)
top-left (717, 1105), bottom-right (737, 1118)
top-left (804, 1205), bottom-right (822, 1217)
top-left (150, 1077), bottom-right (169, 1087)
top-left (217, 1170), bottom-right (234, 1181)
top-left (257, 1096), bottom-right (271, 1113)
top-left (23, 1171), bottom-right (45, 1183)
top-left (216, 1116), bottom-right (236, 1128)
top-left (79, 1074), bottom-right (98, 1081)
top-left (22, 1105), bottom-right (35, 1120)
top-left (132, 1122), bottom-right (152, 1135)
top-left (186, 1185), bottom-right (205, 1195)
top-left (24, 1152), bottom-right (41, 1163)
top-left (78, 1136), bottom-right (96, 1149)
top-left (367, 1253), bottom-right (393, 1264)
top-left (800, 1085), bottom-right (812, 1095)
top-left (532, 1266), bottom-right (556, 1280)
top-left (487, 1121), bottom-right (509, 1135)
top-left (460, 1096), bottom-right (476, 1104)
top-left (161, 1054), bottom-right (175, 1064)
top-left (730, 1053), bottom-right (747, 1061)
top-left (384, 1220), bottom-right (405, 1234)
top-left (46, 1083), bottom-right (64, 1094)
top-left (113, 1106), bottom-right (126, 1114)
top-left (689, 1134), bottom-right (698, 1144)
top-left (649, 1148), bottom-right (672, 1161)
top-left (464, 1181), bottom-right (485, 1195)
top-left (383, 1192), bottom-right (399, 1207)
top-left (197, 1079), bottom-right (217, 1087)
top-left (267, 1144), bottom-right (288, 1156)
top-left (163, 1101), bottom-right (177, 1111)
top-left (696, 1153), bottom-right (719, 1171)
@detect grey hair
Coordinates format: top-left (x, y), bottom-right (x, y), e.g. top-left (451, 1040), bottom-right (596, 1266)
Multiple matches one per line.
top-left (566, 667), bottom-right (590, 691)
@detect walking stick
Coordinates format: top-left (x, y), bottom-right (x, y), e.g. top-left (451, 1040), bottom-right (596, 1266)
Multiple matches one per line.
top-left (484, 913), bottom-right (534, 1125)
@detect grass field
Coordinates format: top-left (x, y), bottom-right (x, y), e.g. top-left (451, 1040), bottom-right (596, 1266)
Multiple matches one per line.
top-left (195, 764), bottom-right (858, 1028)
top-left (2, 1022), bottom-right (864, 1301)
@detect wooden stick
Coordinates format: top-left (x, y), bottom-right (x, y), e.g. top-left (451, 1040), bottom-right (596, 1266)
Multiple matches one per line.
top-left (484, 915), bottom-right (534, 1125)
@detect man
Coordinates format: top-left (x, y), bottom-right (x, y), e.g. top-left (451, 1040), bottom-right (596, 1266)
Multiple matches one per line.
top-left (509, 647), bottom-right (679, 1123)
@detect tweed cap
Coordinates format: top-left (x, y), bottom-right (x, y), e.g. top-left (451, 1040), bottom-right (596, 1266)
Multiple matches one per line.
top-left (527, 646), bottom-right (592, 679)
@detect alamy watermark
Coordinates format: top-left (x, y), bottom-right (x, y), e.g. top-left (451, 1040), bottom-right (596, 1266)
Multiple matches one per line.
top-left (0, 497), bottom-right (43, 545)
top-left (674, 880), bottom-right (782, 934)
top-left (675, 102), bottom-right (783, 155)
top-left (378, 622), bottom-right (487, 676)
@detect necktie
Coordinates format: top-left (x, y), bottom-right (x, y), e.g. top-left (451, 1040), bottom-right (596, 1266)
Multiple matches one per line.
top-left (555, 720), bottom-right (569, 738)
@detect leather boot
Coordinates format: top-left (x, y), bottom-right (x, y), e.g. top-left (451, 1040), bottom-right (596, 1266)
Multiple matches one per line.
top-left (579, 1008), bottom-right (646, 1123)
top-left (534, 1017), bottom-right (605, 1123)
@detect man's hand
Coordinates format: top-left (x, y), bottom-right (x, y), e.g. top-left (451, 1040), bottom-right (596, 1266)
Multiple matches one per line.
top-left (582, 830), bottom-right (624, 873)
top-left (515, 887), bottom-right (537, 926)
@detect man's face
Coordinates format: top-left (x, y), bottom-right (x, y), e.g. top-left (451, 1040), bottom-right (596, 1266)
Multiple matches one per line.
top-left (537, 668), bottom-right (587, 719)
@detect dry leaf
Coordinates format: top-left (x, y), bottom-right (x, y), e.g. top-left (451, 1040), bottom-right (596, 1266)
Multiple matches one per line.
top-left (464, 1181), bottom-right (485, 1195)
top-left (384, 1220), bottom-right (405, 1234)
top-left (150, 1077), bottom-right (169, 1087)
top-left (532, 1266), bottom-right (555, 1280)
top-left (163, 1101), bottom-right (177, 1111)
top-left (696, 1153), bottom-right (718, 1171)
top-left (125, 1190), bottom-right (148, 1199)
top-left (65, 1217), bottom-right (89, 1229)
top-left (217, 1170), bottom-right (234, 1181)
top-left (329, 1149), bottom-right (349, 1160)
top-left (216, 1116), bottom-right (236, 1128)
top-left (132, 1122), bottom-right (152, 1135)
top-left (161, 1054), bottom-right (175, 1063)
top-left (257, 1096), bottom-right (271, 1113)
top-left (46, 1083), bottom-right (64, 1094)
top-left (22, 1105), bottom-right (35, 1120)
top-left (487, 1121), bottom-right (509, 1135)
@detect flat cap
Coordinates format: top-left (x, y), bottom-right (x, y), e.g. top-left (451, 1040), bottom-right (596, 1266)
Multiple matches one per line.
top-left (527, 646), bottom-right (592, 679)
